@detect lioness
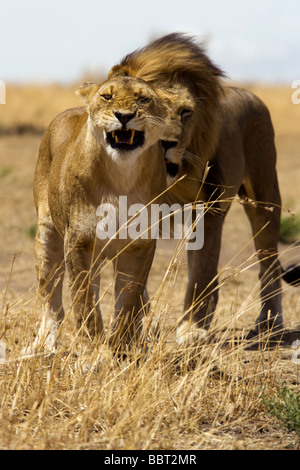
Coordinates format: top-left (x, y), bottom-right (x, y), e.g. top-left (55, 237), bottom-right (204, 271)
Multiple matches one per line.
top-left (110, 33), bottom-right (300, 343)
top-left (32, 76), bottom-right (169, 353)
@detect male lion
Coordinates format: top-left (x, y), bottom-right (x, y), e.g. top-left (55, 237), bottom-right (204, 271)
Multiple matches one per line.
top-left (31, 76), bottom-right (169, 354)
top-left (110, 33), bottom-right (300, 343)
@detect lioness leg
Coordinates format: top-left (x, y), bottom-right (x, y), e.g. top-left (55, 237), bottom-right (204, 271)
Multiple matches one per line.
top-left (177, 211), bottom-right (225, 344)
top-left (109, 243), bottom-right (156, 350)
top-left (240, 178), bottom-right (283, 333)
top-left (32, 211), bottom-right (65, 353)
top-left (64, 233), bottom-right (103, 338)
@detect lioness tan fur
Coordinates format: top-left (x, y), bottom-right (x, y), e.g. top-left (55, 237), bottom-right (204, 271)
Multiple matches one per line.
top-left (32, 76), bottom-right (169, 353)
top-left (110, 33), bottom-right (295, 342)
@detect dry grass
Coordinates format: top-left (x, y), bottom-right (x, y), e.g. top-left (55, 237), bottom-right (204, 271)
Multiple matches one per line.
top-left (0, 83), bottom-right (300, 450)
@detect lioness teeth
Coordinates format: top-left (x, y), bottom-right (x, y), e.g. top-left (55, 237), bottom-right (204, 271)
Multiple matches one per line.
top-left (110, 129), bottom-right (135, 145)
top-left (129, 130), bottom-right (135, 145)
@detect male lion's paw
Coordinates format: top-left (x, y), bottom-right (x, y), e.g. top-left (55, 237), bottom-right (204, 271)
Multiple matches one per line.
top-left (20, 342), bottom-right (56, 359)
top-left (20, 333), bottom-right (57, 359)
top-left (74, 344), bottom-right (114, 374)
top-left (176, 321), bottom-right (208, 346)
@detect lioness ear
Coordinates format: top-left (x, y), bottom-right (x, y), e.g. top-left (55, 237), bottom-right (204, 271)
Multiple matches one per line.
top-left (76, 82), bottom-right (100, 103)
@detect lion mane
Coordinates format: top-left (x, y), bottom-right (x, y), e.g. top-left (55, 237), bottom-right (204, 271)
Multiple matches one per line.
top-left (109, 33), bottom-right (225, 172)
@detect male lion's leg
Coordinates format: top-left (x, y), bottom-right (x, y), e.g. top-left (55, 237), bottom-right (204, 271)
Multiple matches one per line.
top-left (240, 109), bottom-right (285, 333)
top-left (109, 243), bottom-right (156, 351)
top-left (64, 233), bottom-right (104, 338)
top-left (30, 211), bottom-right (65, 354)
top-left (241, 187), bottom-right (283, 333)
top-left (177, 212), bottom-right (225, 344)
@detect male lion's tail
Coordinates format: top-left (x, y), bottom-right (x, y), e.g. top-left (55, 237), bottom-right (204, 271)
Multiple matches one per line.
top-left (282, 264), bottom-right (300, 286)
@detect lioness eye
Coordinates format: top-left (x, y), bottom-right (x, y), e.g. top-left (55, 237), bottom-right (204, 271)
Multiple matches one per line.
top-left (101, 94), bottom-right (112, 101)
top-left (138, 96), bottom-right (151, 104)
top-left (181, 109), bottom-right (193, 119)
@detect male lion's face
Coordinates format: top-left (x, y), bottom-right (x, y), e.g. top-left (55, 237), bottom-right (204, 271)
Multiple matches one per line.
top-left (78, 77), bottom-right (166, 163)
top-left (156, 85), bottom-right (197, 186)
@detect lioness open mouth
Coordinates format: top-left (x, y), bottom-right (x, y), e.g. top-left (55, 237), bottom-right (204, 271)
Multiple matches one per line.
top-left (107, 129), bottom-right (145, 151)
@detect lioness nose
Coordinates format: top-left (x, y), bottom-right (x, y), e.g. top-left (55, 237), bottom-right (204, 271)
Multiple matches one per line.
top-left (114, 111), bottom-right (136, 126)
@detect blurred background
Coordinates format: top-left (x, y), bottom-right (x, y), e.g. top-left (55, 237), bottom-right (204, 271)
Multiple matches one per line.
top-left (1, 0), bottom-right (300, 84)
top-left (1, 0), bottom-right (300, 129)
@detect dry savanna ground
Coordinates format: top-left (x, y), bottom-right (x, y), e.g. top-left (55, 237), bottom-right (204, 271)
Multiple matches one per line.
top-left (0, 82), bottom-right (300, 450)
